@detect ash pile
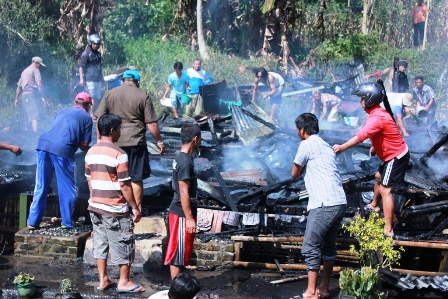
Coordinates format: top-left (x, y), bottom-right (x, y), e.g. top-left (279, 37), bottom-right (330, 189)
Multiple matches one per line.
top-left (145, 98), bottom-right (448, 244)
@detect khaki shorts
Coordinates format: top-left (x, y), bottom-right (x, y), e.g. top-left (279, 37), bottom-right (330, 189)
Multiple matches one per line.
top-left (21, 93), bottom-right (39, 125)
top-left (90, 212), bottom-right (135, 265)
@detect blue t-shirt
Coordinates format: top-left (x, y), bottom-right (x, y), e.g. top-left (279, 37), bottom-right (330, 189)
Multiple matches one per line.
top-left (186, 68), bottom-right (214, 95)
top-left (168, 71), bottom-right (189, 95)
top-left (37, 106), bottom-right (93, 161)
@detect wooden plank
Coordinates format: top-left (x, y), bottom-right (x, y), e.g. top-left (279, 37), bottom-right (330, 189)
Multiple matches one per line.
top-left (212, 166), bottom-right (238, 212)
top-left (270, 275), bottom-right (307, 285)
top-left (214, 210), bottom-right (224, 233)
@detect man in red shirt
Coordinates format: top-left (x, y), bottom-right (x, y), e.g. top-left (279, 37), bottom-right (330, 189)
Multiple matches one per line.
top-left (411, 0), bottom-right (427, 48)
top-left (333, 83), bottom-right (409, 238)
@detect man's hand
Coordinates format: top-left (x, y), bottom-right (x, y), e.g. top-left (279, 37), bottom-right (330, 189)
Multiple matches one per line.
top-left (14, 99), bottom-right (19, 108)
top-left (186, 218), bottom-right (196, 234)
top-left (157, 142), bottom-right (166, 155)
top-left (369, 147), bottom-right (376, 156)
top-left (132, 208), bottom-right (142, 223)
top-left (332, 144), bottom-right (343, 153)
top-left (10, 145), bottom-right (22, 156)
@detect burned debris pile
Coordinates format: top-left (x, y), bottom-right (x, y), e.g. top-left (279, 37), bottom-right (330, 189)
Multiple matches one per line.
top-left (145, 96), bottom-right (448, 245)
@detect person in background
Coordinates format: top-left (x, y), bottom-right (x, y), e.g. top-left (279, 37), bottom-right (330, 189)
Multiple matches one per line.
top-left (252, 67), bottom-right (284, 123)
top-left (365, 60), bottom-right (409, 93)
top-left (413, 76), bottom-right (436, 127)
top-left (95, 69), bottom-right (165, 214)
top-left (148, 273), bottom-right (201, 299)
top-left (333, 83), bottom-right (409, 239)
top-left (184, 59), bottom-right (214, 118)
top-left (85, 113), bottom-right (144, 294)
top-left (411, 0), bottom-right (427, 48)
top-left (27, 92), bottom-right (93, 230)
top-left (310, 91), bottom-right (341, 122)
top-left (15, 56), bottom-right (46, 132)
top-left (0, 143), bottom-right (22, 156)
top-left (290, 113), bottom-right (347, 299)
top-left (79, 34), bottom-right (104, 116)
top-left (104, 66), bottom-right (137, 91)
top-left (164, 124), bottom-right (201, 280)
top-left (162, 62), bottom-right (190, 118)
top-left (386, 92), bottom-right (413, 137)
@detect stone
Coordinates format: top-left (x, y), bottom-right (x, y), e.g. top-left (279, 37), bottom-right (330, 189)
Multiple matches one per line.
top-left (134, 216), bottom-right (167, 235)
top-left (83, 235), bottom-right (168, 267)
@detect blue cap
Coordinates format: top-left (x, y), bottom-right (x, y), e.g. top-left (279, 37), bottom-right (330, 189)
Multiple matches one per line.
top-left (122, 70), bottom-right (140, 81)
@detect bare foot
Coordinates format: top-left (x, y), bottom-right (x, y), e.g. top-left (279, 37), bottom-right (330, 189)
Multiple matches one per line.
top-left (317, 287), bottom-right (330, 298)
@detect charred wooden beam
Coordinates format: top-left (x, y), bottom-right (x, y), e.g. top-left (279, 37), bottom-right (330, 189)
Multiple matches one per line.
top-left (420, 131), bottom-right (448, 166)
top-left (236, 178), bottom-right (296, 204)
top-left (207, 116), bottom-right (219, 145)
top-left (241, 108), bottom-right (277, 131)
top-left (211, 166), bottom-right (239, 212)
top-left (403, 204), bottom-right (448, 217)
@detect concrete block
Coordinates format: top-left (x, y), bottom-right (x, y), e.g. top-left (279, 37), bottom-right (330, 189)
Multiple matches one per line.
top-left (134, 215), bottom-right (167, 236)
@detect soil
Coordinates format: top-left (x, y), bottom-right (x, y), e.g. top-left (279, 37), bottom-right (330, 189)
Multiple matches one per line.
top-left (0, 255), bottom-right (341, 299)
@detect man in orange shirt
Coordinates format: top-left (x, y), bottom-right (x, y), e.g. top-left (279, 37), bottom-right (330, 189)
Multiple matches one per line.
top-left (411, 0), bottom-right (427, 47)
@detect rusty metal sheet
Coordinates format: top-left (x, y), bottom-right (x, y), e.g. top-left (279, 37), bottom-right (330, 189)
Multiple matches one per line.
top-left (231, 102), bottom-right (275, 145)
top-left (220, 169), bottom-right (267, 186)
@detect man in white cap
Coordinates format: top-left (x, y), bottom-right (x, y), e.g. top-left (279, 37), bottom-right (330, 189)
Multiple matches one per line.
top-left (95, 69), bottom-right (165, 212)
top-left (15, 56), bottom-right (46, 132)
top-left (27, 92), bottom-right (93, 230)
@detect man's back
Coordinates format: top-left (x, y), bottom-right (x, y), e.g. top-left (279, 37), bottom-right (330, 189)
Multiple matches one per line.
top-left (95, 84), bottom-right (158, 147)
top-left (18, 65), bottom-right (41, 95)
top-left (37, 107), bottom-right (92, 160)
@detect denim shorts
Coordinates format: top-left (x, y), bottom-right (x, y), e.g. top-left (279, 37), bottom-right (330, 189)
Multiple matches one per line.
top-left (90, 212), bottom-right (135, 265)
top-left (301, 204), bottom-right (347, 270)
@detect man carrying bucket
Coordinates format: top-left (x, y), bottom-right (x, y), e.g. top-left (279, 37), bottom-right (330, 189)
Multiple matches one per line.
top-left (413, 76), bottom-right (436, 127)
top-left (161, 62), bottom-right (190, 118)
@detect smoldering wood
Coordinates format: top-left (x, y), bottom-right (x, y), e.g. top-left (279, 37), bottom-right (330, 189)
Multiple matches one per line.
top-left (270, 275), bottom-right (307, 285)
top-left (420, 131), bottom-right (448, 166)
top-left (211, 166), bottom-right (238, 212)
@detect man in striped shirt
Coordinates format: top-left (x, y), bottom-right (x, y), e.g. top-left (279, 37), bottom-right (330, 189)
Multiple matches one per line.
top-left (85, 113), bottom-right (144, 294)
top-left (413, 76), bottom-right (436, 127)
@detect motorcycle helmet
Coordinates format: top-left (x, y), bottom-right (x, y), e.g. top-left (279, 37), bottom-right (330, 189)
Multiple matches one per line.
top-left (88, 34), bottom-right (101, 45)
top-left (351, 83), bottom-right (384, 108)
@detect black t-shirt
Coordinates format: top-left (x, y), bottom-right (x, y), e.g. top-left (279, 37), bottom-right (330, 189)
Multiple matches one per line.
top-left (169, 152), bottom-right (198, 217)
top-left (79, 46), bottom-right (102, 82)
top-left (396, 72), bottom-right (409, 93)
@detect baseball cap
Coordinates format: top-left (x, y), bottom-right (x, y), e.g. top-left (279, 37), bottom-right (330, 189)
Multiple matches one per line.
top-left (122, 70), bottom-right (140, 81)
top-left (32, 57), bottom-right (46, 67)
top-left (398, 60), bottom-right (408, 67)
top-left (75, 92), bottom-right (92, 104)
top-left (402, 93), bottom-right (413, 107)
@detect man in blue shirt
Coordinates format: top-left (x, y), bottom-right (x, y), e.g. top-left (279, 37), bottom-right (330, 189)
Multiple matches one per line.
top-left (162, 62), bottom-right (190, 118)
top-left (27, 92), bottom-right (93, 229)
top-left (184, 59), bottom-right (214, 118)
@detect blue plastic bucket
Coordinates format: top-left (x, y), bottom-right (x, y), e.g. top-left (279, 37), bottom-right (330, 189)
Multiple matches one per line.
top-left (181, 94), bottom-right (192, 104)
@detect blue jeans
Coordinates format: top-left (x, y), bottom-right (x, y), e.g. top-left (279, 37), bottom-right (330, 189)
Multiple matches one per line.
top-left (301, 204), bottom-right (347, 270)
top-left (27, 150), bottom-right (77, 228)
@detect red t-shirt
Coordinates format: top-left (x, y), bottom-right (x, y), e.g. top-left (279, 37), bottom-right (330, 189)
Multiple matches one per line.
top-left (356, 105), bottom-right (407, 162)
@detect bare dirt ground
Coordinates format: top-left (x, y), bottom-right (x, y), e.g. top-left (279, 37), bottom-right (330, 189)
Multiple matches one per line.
top-left (0, 255), bottom-right (342, 299)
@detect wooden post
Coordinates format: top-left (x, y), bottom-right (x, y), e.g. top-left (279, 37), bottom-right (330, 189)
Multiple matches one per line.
top-left (19, 193), bottom-right (29, 230)
top-left (422, 0), bottom-right (430, 50)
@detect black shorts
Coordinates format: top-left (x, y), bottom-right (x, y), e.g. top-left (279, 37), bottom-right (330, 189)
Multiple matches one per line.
top-left (377, 152), bottom-right (410, 187)
top-left (121, 145), bottom-right (151, 182)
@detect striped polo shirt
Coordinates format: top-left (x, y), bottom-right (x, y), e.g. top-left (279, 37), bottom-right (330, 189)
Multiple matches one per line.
top-left (85, 140), bottom-right (131, 214)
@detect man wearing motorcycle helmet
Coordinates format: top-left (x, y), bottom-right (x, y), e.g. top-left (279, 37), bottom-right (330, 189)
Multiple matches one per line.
top-left (333, 83), bottom-right (409, 238)
top-left (79, 33), bottom-right (104, 117)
